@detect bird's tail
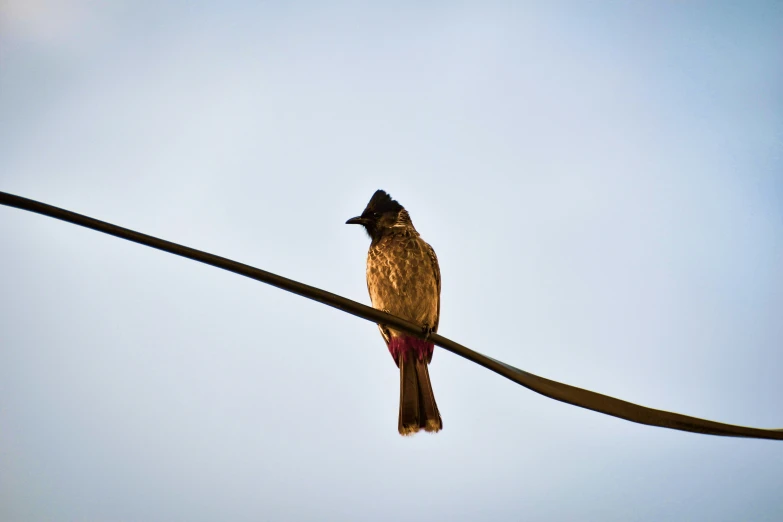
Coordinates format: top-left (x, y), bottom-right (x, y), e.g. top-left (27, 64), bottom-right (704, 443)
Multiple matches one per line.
top-left (398, 353), bottom-right (442, 436)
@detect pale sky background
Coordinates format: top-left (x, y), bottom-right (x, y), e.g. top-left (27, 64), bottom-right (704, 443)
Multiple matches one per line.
top-left (1, 1), bottom-right (782, 521)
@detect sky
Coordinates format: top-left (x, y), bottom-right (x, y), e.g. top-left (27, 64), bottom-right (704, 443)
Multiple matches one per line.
top-left (1, 1), bottom-right (782, 520)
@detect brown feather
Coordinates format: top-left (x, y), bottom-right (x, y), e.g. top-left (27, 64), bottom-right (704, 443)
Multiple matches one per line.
top-left (398, 354), bottom-right (442, 435)
top-left (398, 355), bottom-right (421, 436)
top-left (415, 359), bottom-right (442, 432)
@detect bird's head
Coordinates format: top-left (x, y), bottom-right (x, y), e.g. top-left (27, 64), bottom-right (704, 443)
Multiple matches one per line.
top-left (346, 190), bottom-right (410, 239)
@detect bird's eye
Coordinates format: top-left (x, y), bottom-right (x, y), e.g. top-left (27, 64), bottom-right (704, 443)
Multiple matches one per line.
top-left (373, 212), bottom-right (380, 218)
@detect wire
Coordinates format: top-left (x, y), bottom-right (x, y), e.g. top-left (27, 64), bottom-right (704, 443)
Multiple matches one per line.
top-left (1, 190), bottom-right (781, 440)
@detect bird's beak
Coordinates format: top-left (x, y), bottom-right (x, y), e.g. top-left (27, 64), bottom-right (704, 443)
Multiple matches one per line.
top-left (346, 216), bottom-right (368, 225)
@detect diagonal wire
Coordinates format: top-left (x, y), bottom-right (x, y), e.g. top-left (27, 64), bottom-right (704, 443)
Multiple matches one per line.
top-left (1, 190), bottom-right (781, 441)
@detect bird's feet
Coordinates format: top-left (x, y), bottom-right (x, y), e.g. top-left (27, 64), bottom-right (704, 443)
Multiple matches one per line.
top-left (421, 323), bottom-right (434, 340)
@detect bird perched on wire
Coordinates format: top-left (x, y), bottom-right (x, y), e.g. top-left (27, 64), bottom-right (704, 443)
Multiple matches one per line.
top-left (347, 190), bottom-right (442, 435)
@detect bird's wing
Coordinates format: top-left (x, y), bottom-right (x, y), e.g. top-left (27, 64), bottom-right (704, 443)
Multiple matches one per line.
top-left (426, 241), bottom-right (441, 333)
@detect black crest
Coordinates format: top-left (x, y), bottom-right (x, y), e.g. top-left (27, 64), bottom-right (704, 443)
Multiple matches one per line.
top-left (347, 189), bottom-right (409, 240)
top-left (364, 190), bottom-right (403, 215)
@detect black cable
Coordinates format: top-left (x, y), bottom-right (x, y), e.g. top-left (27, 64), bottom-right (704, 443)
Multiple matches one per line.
top-left (2, 190), bottom-right (780, 440)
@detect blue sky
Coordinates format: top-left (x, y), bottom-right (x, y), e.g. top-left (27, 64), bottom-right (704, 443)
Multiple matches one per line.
top-left (1, 2), bottom-right (782, 521)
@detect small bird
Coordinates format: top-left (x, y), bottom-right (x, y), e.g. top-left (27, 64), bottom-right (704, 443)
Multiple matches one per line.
top-left (347, 190), bottom-right (442, 435)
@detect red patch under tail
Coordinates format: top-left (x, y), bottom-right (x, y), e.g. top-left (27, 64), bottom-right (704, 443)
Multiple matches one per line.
top-left (388, 336), bottom-right (434, 366)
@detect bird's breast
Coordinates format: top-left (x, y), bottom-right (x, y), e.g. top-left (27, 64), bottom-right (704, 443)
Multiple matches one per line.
top-left (366, 234), bottom-right (439, 329)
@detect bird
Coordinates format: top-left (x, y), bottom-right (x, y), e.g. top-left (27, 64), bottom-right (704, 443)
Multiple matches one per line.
top-left (346, 190), bottom-right (443, 435)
